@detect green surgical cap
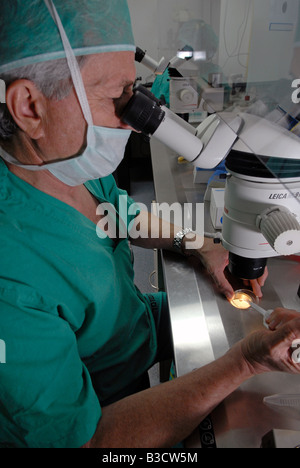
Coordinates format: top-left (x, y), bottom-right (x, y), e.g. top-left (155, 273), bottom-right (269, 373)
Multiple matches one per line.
top-left (0, 0), bottom-right (136, 74)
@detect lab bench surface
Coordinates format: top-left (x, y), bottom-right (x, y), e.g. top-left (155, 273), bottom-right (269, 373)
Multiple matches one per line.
top-left (150, 138), bottom-right (300, 449)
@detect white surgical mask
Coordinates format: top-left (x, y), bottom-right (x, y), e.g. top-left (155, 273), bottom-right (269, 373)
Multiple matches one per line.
top-left (0, 126), bottom-right (131, 186)
top-left (0, 0), bottom-right (132, 187)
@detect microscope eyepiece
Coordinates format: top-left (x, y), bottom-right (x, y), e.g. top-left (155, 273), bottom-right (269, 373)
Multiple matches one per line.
top-left (135, 47), bottom-right (146, 64)
top-left (121, 85), bottom-right (204, 163)
top-left (121, 87), bottom-right (165, 135)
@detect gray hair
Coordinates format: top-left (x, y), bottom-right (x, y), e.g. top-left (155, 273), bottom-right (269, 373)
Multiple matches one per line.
top-left (0, 56), bottom-right (86, 140)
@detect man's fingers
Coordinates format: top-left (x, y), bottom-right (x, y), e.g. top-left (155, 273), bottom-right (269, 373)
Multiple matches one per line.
top-left (210, 269), bottom-right (234, 300)
top-left (258, 267), bottom-right (268, 286)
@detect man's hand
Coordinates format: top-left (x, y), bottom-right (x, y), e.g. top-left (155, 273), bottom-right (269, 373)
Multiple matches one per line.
top-left (130, 212), bottom-right (268, 300)
top-left (238, 318), bottom-right (300, 375)
top-left (190, 237), bottom-right (268, 300)
top-left (189, 237), bottom-right (234, 300)
top-left (266, 308), bottom-right (300, 331)
top-left (240, 268), bottom-right (269, 299)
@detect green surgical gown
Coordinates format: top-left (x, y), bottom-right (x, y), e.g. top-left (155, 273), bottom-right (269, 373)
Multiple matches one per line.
top-left (0, 158), bottom-right (158, 448)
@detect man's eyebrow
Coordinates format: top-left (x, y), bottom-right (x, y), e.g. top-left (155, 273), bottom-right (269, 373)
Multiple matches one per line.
top-left (114, 81), bottom-right (134, 98)
top-left (90, 78), bottom-right (134, 93)
top-left (121, 80), bottom-right (134, 89)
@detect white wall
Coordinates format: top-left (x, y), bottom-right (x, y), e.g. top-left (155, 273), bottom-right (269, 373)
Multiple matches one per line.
top-left (127, 0), bottom-right (221, 83)
top-left (218, 0), bottom-right (253, 81)
top-left (247, 0), bottom-right (299, 83)
top-left (127, 0), bottom-right (299, 84)
top-left (127, 0), bottom-right (160, 82)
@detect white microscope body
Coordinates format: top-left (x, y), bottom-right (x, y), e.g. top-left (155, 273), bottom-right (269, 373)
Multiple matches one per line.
top-left (121, 85), bottom-right (300, 279)
top-left (221, 113), bottom-right (300, 279)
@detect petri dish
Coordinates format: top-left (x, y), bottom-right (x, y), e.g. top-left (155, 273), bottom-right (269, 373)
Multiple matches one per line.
top-left (230, 289), bottom-right (259, 310)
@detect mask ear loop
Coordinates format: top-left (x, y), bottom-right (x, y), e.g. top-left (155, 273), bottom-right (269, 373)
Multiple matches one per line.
top-left (44, 0), bottom-right (94, 127)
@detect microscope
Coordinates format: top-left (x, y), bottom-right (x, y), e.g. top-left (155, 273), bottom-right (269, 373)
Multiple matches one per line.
top-left (121, 83), bottom-right (300, 281)
top-left (221, 112), bottom-right (300, 280)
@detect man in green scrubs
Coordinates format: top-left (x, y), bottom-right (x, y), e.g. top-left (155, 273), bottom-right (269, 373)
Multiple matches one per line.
top-left (0, 0), bottom-right (299, 448)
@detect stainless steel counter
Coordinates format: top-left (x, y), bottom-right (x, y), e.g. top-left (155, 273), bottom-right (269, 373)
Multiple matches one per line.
top-left (150, 138), bottom-right (300, 448)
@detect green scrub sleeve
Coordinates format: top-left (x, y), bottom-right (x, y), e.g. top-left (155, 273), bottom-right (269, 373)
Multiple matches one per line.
top-left (0, 283), bottom-right (101, 448)
top-left (86, 175), bottom-right (141, 236)
top-left (151, 69), bottom-right (170, 107)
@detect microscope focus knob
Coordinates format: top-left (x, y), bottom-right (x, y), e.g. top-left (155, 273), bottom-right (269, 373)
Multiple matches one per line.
top-left (258, 207), bottom-right (300, 255)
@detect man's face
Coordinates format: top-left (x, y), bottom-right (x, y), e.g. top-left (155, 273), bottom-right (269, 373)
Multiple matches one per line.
top-left (42, 51), bottom-right (136, 161)
top-left (82, 51), bottom-right (136, 128)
